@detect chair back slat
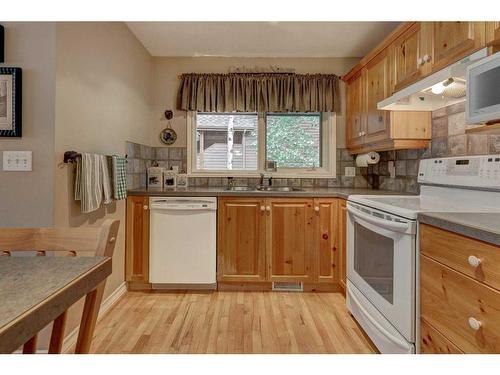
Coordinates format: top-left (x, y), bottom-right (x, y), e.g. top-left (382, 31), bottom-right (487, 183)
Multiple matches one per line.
top-left (0, 226), bottom-right (110, 254)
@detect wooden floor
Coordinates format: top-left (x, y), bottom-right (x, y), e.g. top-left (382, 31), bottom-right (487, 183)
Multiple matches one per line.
top-left (90, 291), bottom-right (377, 354)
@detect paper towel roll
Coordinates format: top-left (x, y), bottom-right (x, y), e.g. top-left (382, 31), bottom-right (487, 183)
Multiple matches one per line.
top-left (355, 151), bottom-right (380, 167)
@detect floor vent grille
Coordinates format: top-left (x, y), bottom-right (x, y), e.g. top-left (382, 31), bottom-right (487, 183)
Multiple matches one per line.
top-left (272, 282), bottom-right (304, 292)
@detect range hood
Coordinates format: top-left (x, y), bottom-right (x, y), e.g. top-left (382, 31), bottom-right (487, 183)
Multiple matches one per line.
top-left (378, 48), bottom-right (488, 111)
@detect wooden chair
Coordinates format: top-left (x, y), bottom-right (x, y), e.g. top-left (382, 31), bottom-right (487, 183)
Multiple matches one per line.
top-left (0, 219), bottom-right (120, 354)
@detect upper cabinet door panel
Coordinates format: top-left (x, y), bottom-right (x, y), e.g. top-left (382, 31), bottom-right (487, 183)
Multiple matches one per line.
top-left (431, 22), bottom-right (485, 71)
top-left (393, 23), bottom-right (424, 92)
top-left (365, 50), bottom-right (390, 144)
top-left (486, 22), bottom-right (500, 47)
top-left (346, 73), bottom-right (365, 148)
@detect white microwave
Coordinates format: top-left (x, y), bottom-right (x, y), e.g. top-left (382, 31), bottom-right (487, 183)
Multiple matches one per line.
top-left (466, 52), bottom-right (500, 124)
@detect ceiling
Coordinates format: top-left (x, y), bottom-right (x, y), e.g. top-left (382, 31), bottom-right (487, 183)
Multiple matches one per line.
top-left (126, 22), bottom-right (400, 58)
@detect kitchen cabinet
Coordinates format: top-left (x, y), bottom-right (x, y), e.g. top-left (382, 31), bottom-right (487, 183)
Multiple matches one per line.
top-left (125, 195), bottom-right (150, 289)
top-left (314, 199), bottom-right (339, 284)
top-left (267, 198), bottom-right (315, 282)
top-left (217, 197), bottom-right (344, 287)
top-left (430, 22), bottom-right (485, 72)
top-left (338, 199), bottom-right (347, 293)
top-left (217, 198), bottom-right (266, 282)
top-left (392, 23), bottom-right (428, 92)
top-left (419, 224), bottom-right (500, 354)
top-left (364, 49), bottom-right (391, 144)
top-left (346, 71), bottom-right (365, 148)
top-left (486, 22), bottom-right (500, 54)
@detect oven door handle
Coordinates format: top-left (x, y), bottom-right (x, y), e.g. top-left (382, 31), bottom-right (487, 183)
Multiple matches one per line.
top-left (347, 206), bottom-right (409, 232)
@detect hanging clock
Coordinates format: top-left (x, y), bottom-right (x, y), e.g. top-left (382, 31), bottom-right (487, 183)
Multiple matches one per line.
top-left (159, 110), bottom-right (177, 145)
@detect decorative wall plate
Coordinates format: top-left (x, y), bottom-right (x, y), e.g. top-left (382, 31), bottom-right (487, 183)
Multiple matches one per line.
top-left (160, 127), bottom-right (177, 145)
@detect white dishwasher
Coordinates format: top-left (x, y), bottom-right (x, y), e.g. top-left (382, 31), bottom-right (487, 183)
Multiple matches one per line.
top-left (149, 196), bottom-right (217, 289)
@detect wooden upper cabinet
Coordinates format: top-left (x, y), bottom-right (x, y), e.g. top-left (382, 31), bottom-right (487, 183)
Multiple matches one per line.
top-left (346, 72), bottom-right (365, 148)
top-left (486, 22), bottom-right (500, 54)
top-left (267, 198), bottom-right (315, 282)
top-left (392, 23), bottom-right (427, 92)
top-left (125, 195), bottom-right (150, 284)
top-left (430, 22), bottom-right (486, 72)
top-left (218, 198), bottom-right (266, 282)
top-left (314, 199), bottom-right (339, 284)
top-left (365, 49), bottom-right (391, 144)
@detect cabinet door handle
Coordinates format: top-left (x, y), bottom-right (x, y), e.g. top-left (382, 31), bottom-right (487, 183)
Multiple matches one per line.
top-left (468, 317), bottom-right (482, 331)
top-left (314, 206), bottom-right (320, 212)
top-left (260, 205), bottom-right (266, 212)
top-left (468, 255), bottom-right (482, 268)
top-left (266, 206), bottom-right (271, 212)
top-left (143, 205), bottom-right (148, 210)
top-left (417, 57), bottom-right (424, 66)
top-left (423, 54), bottom-right (431, 63)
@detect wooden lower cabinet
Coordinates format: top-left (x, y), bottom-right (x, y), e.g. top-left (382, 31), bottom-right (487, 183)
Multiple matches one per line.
top-left (267, 198), bottom-right (315, 282)
top-left (217, 198), bottom-right (266, 282)
top-left (314, 199), bottom-right (339, 284)
top-left (338, 199), bottom-right (347, 292)
top-left (217, 197), bottom-right (345, 287)
top-left (419, 224), bottom-right (500, 354)
top-left (125, 196), bottom-right (150, 289)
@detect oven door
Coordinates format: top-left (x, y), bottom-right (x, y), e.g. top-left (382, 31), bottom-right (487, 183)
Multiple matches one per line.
top-left (347, 202), bottom-right (416, 342)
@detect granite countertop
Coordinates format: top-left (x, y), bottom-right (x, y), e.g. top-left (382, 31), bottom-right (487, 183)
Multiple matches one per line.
top-left (128, 187), bottom-right (413, 200)
top-left (418, 212), bottom-right (500, 246)
top-left (0, 256), bottom-right (111, 353)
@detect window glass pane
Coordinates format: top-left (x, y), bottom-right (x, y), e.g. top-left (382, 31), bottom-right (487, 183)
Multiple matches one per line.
top-left (266, 113), bottom-right (321, 168)
top-left (195, 113), bottom-right (258, 170)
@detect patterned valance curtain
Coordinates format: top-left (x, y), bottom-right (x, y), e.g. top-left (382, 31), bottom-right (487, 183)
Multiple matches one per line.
top-left (176, 73), bottom-right (341, 113)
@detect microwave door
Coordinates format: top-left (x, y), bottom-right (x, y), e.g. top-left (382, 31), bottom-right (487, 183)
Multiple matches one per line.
top-left (347, 204), bottom-right (416, 341)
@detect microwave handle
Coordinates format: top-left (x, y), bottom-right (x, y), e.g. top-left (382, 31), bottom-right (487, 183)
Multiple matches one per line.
top-left (347, 205), bottom-right (409, 232)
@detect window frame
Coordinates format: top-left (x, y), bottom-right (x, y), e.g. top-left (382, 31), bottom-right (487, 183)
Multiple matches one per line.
top-left (187, 111), bottom-right (336, 178)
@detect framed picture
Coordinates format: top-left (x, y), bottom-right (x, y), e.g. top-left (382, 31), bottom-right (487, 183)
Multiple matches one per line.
top-left (0, 67), bottom-right (22, 137)
top-left (0, 25), bottom-right (4, 63)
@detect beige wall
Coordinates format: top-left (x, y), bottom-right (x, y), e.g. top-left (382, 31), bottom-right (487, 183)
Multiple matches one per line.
top-left (151, 56), bottom-right (358, 149)
top-left (53, 22), bottom-right (154, 345)
top-left (0, 22), bottom-right (56, 227)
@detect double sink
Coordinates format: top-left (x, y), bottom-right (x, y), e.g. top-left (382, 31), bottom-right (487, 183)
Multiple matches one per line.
top-left (225, 186), bottom-right (303, 192)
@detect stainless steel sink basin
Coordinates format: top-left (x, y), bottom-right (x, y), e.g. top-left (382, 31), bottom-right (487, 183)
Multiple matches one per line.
top-left (256, 186), bottom-right (302, 192)
top-left (224, 186), bottom-right (255, 191)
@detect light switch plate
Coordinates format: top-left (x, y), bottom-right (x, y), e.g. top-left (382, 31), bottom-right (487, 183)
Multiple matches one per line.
top-left (345, 166), bottom-right (356, 177)
top-left (3, 151), bottom-right (33, 171)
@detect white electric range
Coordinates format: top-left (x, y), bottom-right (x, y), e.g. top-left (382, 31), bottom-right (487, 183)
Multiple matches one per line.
top-left (346, 155), bottom-right (500, 354)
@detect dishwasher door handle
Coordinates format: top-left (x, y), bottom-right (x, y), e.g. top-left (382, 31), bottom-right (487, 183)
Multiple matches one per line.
top-left (150, 204), bottom-right (216, 211)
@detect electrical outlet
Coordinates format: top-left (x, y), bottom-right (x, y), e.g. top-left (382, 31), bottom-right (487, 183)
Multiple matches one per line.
top-left (2, 151), bottom-right (33, 171)
top-left (345, 166), bottom-right (356, 177)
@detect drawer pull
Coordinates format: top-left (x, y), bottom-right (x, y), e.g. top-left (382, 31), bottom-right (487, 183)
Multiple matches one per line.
top-left (468, 317), bottom-right (482, 331)
top-left (468, 255), bottom-right (482, 268)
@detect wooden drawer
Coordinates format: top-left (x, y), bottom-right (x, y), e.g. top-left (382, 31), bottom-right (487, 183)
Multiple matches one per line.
top-left (420, 318), bottom-right (463, 354)
top-left (420, 255), bottom-right (500, 353)
top-left (420, 224), bottom-right (500, 291)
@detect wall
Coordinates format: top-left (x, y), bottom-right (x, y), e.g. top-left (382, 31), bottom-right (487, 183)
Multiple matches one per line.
top-left (151, 56), bottom-right (357, 149)
top-left (53, 22), bottom-right (154, 346)
top-left (0, 22), bottom-right (56, 227)
top-left (363, 101), bottom-right (500, 193)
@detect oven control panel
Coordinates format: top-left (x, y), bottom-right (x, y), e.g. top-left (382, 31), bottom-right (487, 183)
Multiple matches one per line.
top-left (418, 155), bottom-right (500, 188)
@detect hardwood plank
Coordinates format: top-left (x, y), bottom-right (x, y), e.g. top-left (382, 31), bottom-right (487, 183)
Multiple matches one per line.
top-left (89, 291), bottom-right (376, 354)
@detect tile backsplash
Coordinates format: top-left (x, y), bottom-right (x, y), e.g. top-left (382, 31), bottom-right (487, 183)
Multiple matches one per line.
top-left (125, 141), bottom-right (368, 190)
top-left (126, 102), bottom-right (499, 192)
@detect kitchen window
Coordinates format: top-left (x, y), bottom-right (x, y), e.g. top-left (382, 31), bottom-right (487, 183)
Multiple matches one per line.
top-left (187, 111), bottom-right (335, 177)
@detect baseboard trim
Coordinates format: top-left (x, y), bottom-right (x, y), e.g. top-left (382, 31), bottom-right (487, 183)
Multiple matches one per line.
top-left (62, 281), bottom-right (127, 354)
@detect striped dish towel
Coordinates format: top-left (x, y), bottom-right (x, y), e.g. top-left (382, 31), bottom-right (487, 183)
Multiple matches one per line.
top-left (112, 155), bottom-right (127, 200)
top-left (75, 153), bottom-right (102, 213)
top-left (74, 153), bottom-right (114, 213)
